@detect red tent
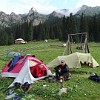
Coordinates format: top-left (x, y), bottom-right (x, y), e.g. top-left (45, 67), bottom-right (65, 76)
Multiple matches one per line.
top-left (1, 54), bottom-right (52, 78)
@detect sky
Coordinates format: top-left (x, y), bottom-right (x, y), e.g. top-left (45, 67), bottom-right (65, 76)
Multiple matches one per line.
top-left (0, 0), bottom-right (100, 15)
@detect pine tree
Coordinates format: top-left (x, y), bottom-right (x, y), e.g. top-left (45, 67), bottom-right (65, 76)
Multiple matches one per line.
top-left (0, 30), bottom-right (8, 45)
top-left (8, 32), bottom-right (14, 45)
top-left (37, 23), bottom-right (43, 40)
top-left (88, 16), bottom-right (94, 41)
top-left (66, 13), bottom-right (77, 34)
top-left (62, 16), bottom-right (68, 41)
top-left (49, 26), bottom-right (55, 39)
top-left (28, 21), bottom-right (33, 41)
top-left (96, 15), bottom-right (100, 42)
top-left (79, 13), bottom-right (88, 33)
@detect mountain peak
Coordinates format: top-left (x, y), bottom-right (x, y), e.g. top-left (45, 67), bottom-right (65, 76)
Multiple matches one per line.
top-left (81, 5), bottom-right (89, 10)
top-left (28, 7), bottom-right (37, 15)
top-left (50, 11), bottom-right (64, 18)
top-left (10, 12), bottom-right (16, 16)
top-left (52, 9), bottom-right (70, 17)
top-left (31, 7), bottom-right (37, 11)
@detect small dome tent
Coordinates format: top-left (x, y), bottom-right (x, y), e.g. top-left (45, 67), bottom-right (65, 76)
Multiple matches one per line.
top-left (1, 54), bottom-right (52, 83)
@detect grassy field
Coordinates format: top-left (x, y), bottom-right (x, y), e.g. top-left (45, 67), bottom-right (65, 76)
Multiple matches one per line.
top-left (0, 40), bottom-right (100, 100)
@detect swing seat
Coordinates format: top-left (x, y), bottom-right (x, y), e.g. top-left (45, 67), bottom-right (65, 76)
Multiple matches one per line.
top-left (76, 45), bottom-right (82, 50)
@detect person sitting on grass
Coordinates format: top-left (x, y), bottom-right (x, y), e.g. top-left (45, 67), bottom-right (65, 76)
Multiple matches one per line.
top-left (54, 60), bottom-right (70, 81)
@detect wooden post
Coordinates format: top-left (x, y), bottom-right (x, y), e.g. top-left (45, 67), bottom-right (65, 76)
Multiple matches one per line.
top-left (63, 34), bottom-right (72, 55)
top-left (67, 35), bottom-right (72, 54)
top-left (83, 32), bottom-right (90, 53)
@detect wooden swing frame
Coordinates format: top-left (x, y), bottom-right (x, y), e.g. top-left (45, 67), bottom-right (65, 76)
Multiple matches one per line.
top-left (63, 32), bottom-right (90, 55)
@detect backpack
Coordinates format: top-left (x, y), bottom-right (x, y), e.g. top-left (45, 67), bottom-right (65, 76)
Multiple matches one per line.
top-left (88, 73), bottom-right (100, 83)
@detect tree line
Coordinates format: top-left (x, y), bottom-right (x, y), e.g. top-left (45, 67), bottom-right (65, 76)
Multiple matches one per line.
top-left (0, 13), bottom-right (100, 45)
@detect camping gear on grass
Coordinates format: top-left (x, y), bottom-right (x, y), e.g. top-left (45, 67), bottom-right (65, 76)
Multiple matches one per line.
top-left (13, 94), bottom-right (24, 100)
top-left (88, 73), bottom-right (100, 83)
top-left (7, 51), bottom-right (22, 60)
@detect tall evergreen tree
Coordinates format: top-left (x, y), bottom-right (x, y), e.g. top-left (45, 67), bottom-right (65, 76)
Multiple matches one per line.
top-left (20, 23), bottom-right (25, 40)
top-left (49, 26), bottom-right (55, 39)
top-left (37, 23), bottom-right (43, 40)
top-left (96, 15), bottom-right (100, 42)
top-left (79, 13), bottom-right (88, 33)
top-left (62, 16), bottom-right (68, 41)
top-left (8, 32), bottom-right (14, 45)
top-left (33, 26), bottom-right (38, 40)
top-left (27, 21), bottom-right (33, 41)
top-left (0, 30), bottom-right (8, 45)
top-left (24, 21), bottom-right (29, 41)
top-left (88, 16), bottom-right (94, 41)
top-left (65, 13), bottom-right (77, 35)
top-left (44, 25), bottom-right (49, 39)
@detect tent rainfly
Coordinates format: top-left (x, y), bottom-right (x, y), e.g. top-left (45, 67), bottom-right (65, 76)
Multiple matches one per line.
top-left (47, 52), bottom-right (99, 68)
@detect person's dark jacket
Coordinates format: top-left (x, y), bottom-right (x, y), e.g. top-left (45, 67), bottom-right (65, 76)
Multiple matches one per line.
top-left (54, 64), bottom-right (69, 75)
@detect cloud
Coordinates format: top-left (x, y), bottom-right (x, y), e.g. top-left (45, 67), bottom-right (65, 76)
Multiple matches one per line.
top-left (33, 0), bottom-right (57, 14)
top-left (76, 0), bottom-right (100, 8)
top-left (0, 0), bottom-right (57, 14)
top-left (0, 0), bottom-right (100, 14)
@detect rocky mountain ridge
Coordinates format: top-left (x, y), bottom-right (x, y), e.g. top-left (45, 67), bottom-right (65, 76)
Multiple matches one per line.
top-left (0, 5), bottom-right (100, 27)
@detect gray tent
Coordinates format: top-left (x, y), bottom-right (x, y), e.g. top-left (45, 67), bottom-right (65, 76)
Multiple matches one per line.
top-left (47, 52), bottom-right (99, 68)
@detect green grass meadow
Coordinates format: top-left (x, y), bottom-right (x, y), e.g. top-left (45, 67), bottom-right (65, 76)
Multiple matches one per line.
top-left (0, 40), bottom-right (100, 100)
